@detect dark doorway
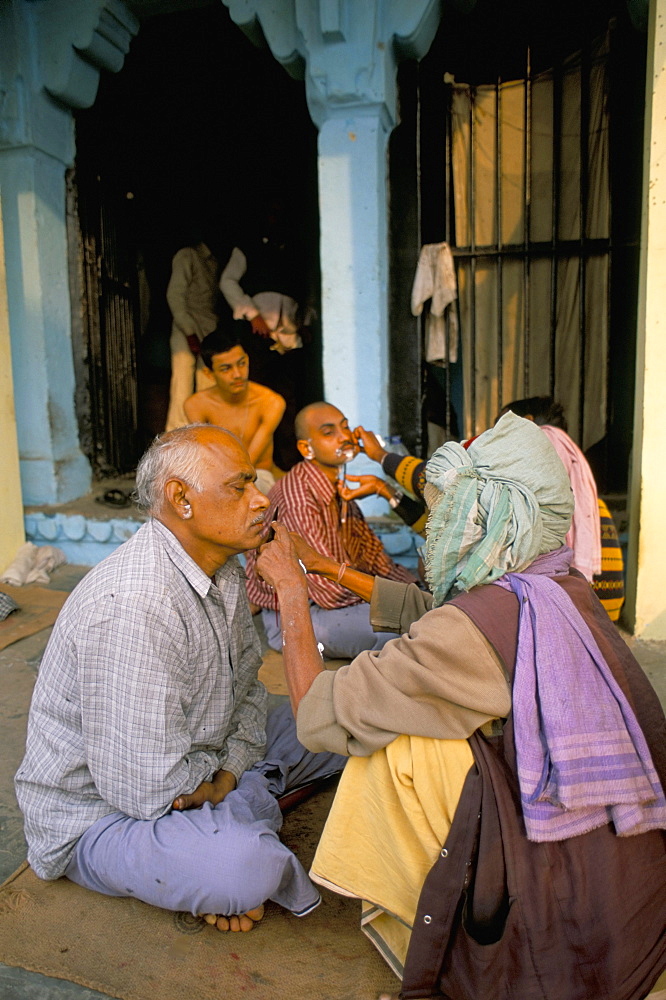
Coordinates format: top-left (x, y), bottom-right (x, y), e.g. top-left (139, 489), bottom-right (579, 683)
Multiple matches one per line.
top-left (71, 2), bottom-right (321, 476)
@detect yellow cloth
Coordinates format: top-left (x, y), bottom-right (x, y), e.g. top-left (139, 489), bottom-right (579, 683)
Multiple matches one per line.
top-left (593, 497), bottom-right (625, 622)
top-left (310, 734), bottom-right (474, 978)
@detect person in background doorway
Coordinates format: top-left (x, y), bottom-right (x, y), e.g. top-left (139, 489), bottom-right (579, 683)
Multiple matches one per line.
top-left (165, 233), bottom-right (231, 431)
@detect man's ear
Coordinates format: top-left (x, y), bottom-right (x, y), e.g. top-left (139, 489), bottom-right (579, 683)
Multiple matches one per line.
top-left (164, 479), bottom-right (193, 519)
top-left (297, 439), bottom-right (314, 460)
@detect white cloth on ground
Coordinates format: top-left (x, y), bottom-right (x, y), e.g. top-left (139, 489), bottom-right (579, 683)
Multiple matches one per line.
top-left (1, 543), bottom-right (67, 586)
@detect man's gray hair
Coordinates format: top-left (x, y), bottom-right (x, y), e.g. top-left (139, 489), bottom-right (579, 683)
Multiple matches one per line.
top-left (134, 425), bottom-right (210, 515)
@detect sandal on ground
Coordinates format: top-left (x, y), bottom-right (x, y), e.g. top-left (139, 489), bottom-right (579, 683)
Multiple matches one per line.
top-left (95, 489), bottom-right (131, 508)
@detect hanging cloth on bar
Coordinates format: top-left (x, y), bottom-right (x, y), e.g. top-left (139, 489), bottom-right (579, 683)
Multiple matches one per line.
top-left (411, 242), bottom-right (459, 364)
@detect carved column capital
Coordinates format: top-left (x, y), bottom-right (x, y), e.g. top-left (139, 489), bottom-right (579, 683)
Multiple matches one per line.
top-left (223, 0), bottom-right (442, 128)
top-left (29, 0), bottom-right (139, 110)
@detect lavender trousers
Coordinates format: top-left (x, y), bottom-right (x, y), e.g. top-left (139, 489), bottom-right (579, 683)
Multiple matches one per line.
top-left (262, 604), bottom-right (397, 660)
top-left (65, 701), bottom-right (346, 918)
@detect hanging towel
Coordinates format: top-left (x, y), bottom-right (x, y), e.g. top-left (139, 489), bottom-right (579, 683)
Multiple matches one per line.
top-left (411, 243), bottom-right (459, 364)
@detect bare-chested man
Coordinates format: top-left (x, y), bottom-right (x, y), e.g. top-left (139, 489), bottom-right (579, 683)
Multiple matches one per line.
top-left (184, 323), bottom-right (285, 495)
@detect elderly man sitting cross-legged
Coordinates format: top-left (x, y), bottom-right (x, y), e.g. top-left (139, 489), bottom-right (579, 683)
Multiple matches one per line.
top-left (244, 401), bottom-right (416, 660)
top-left (15, 425), bottom-right (345, 933)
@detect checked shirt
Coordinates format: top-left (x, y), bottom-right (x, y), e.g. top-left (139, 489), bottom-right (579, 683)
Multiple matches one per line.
top-left (15, 519), bottom-right (267, 880)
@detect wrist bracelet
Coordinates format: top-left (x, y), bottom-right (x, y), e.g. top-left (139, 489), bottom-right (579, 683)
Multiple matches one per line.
top-left (336, 562), bottom-right (348, 583)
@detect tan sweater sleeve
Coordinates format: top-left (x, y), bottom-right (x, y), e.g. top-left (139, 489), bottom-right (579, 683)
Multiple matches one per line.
top-left (296, 603), bottom-right (512, 756)
top-left (369, 578), bottom-right (433, 633)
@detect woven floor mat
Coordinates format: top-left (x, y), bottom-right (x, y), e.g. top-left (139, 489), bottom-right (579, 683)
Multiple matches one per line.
top-left (0, 787), bottom-right (398, 1000)
top-left (0, 584), bottom-right (68, 650)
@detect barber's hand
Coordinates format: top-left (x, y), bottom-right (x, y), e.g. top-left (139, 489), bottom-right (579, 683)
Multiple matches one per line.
top-left (354, 426), bottom-right (388, 464)
top-left (250, 314), bottom-right (271, 338)
top-left (172, 768), bottom-right (236, 811)
top-left (256, 522), bottom-right (307, 591)
top-left (287, 531), bottom-right (331, 575)
top-left (337, 474), bottom-right (393, 503)
top-left (186, 334), bottom-right (201, 357)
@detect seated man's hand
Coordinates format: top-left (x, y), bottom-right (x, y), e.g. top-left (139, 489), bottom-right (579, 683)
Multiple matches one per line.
top-left (172, 768), bottom-right (237, 811)
top-left (256, 523), bottom-right (307, 592)
top-left (186, 334), bottom-right (201, 357)
top-left (338, 474), bottom-right (393, 503)
top-left (353, 426), bottom-right (388, 464)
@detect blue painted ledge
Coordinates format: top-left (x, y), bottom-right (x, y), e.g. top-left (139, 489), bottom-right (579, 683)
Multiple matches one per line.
top-left (24, 512), bottom-right (145, 566)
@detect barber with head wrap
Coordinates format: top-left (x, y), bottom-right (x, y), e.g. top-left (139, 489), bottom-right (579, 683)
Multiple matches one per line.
top-left (256, 412), bottom-right (666, 1000)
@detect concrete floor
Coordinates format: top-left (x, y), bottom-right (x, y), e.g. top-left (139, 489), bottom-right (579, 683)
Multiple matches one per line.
top-left (1, 566), bottom-right (665, 999)
top-left (0, 567), bottom-right (111, 999)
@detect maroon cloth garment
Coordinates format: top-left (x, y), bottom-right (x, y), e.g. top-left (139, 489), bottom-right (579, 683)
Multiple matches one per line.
top-left (400, 575), bottom-right (666, 1000)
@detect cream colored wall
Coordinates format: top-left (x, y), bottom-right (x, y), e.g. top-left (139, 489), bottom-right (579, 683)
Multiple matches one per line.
top-left (0, 196), bottom-right (25, 573)
top-left (626, 0), bottom-right (666, 637)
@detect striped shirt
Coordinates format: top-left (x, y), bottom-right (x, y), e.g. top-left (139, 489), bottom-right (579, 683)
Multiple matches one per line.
top-left (15, 519), bottom-right (267, 880)
top-left (245, 460), bottom-right (415, 611)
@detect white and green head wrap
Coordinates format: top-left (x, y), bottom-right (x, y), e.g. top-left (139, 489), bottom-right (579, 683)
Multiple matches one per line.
top-left (424, 411), bottom-right (574, 607)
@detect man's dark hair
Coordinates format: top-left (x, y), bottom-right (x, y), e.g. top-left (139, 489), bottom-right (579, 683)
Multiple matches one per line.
top-left (200, 319), bottom-right (249, 371)
top-left (501, 395), bottom-right (568, 432)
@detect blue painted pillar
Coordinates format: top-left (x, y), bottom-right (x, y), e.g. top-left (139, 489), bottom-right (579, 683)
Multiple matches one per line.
top-left (0, 0), bottom-right (137, 504)
top-left (318, 112), bottom-right (391, 430)
top-left (0, 143), bottom-right (92, 504)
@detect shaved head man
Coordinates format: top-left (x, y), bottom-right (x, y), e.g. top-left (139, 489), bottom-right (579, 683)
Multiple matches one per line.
top-left (245, 402), bottom-right (416, 659)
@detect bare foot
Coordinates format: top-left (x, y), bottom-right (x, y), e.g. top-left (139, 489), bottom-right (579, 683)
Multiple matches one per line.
top-left (200, 905), bottom-right (265, 932)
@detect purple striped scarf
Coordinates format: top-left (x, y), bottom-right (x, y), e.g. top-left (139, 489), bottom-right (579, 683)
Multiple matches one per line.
top-left (494, 547), bottom-right (666, 842)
